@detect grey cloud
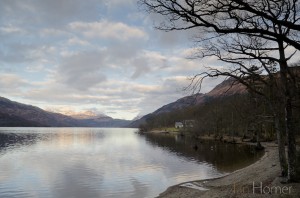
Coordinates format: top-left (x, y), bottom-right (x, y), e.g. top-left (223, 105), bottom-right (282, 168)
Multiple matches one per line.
top-left (23, 71), bottom-right (221, 119)
top-left (57, 50), bottom-right (108, 90)
top-left (0, 74), bottom-right (32, 97)
top-left (0, 0), bottom-right (104, 28)
top-left (69, 20), bottom-right (147, 42)
top-left (68, 21), bottom-right (149, 61)
top-left (64, 72), bottom-right (107, 91)
top-left (143, 13), bottom-right (196, 49)
top-left (130, 76), bottom-right (189, 115)
top-left (25, 85), bottom-right (103, 105)
top-left (106, 41), bottom-right (143, 61)
top-left (0, 74), bottom-right (29, 89)
top-left (129, 50), bottom-right (168, 79)
top-left (0, 43), bottom-right (37, 63)
top-left (131, 57), bottom-right (151, 79)
top-left (0, 0), bottom-right (224, 120)
top-left (24, 80), bottom-right (143, 118)
top-left (0, 0), bottom-right (145, 32)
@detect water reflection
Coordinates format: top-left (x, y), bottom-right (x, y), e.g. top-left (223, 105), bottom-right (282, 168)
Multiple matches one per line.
top-left (0, 128), bottom-right (263, 198)
top-left (142, 133), bottom-right (264, 172)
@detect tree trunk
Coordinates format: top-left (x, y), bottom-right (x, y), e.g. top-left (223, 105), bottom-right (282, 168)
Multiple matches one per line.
top-left (278, 39), bottom-right (298, 182)
top-left (267, 74), bottom-right (288, 177)
top-left (285, 96), bottom-right (297, 181)
top-left (274, 114), bottom-right (288, 176)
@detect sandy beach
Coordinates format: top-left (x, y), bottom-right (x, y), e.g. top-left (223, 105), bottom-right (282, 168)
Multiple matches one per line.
top-left (158, 142), bottom-right (300, 198)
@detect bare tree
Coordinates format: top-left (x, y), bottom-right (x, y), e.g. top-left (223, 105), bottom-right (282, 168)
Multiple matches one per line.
top-left (191, 34), bottom-right (290, 177)
top-left (139, 0), bottom-right (299, 181)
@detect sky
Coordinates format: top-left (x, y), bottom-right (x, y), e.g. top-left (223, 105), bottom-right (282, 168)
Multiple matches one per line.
top-left (0, 0), bottom-right (223, 120)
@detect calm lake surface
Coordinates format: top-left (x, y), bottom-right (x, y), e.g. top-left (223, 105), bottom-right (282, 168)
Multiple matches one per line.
top-left (0, 128), bottom-right (263, 198)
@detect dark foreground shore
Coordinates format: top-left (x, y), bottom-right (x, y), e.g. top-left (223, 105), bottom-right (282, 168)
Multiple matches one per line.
top-left (157, 142), bottom-right (300, 198)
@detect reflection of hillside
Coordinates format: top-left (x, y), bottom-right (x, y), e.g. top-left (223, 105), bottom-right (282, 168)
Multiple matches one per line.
top-left (0, 130), bottom-right (106, 152)
top-left (57, 132), bottom-right (90, 147)
top-left (142, 133), bottom-right (264, 172)
top-left (0, 133), bottom-right (39, 152)
top-left (54, 131), bottom-right (102, 148)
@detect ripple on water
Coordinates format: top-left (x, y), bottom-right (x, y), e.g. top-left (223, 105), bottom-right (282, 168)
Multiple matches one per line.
top-left (0, 128), bottom-right (264, 198)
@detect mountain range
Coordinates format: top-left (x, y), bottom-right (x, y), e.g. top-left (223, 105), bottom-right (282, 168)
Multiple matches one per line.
top-left (129, 78), bottom-right (247, 127)
top-left (0, 78), bottom-right (246, 127)
top-left (0, 97), bottom-right (130, 127)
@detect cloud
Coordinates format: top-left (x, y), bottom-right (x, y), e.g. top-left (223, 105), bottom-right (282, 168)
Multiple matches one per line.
top-left (39, 28), bottom-right (70, 38)
top-left (69, 20), bottom-right (148, 41)
top-left (130, 51), bottom-right (167, 79)
top-left (135, 76), bottom-right (190, 115)
top-left (67, 37), bottom-right (91, 46)
top-left (0, 0), bottom-right (226, 120)
top-left (56, 50), bottom-right (108, 90)
top-left (0, 43), bottom-right (38, 63)
top-left (22, 74), bottom-right (185, 119)
top-left (0, 25), bottom-right (26, 34)
top-left (0, 74), bottom-right (32, 97)
top-left (142, 11), bottom-right (198, 49)
top-left (131, 58), bottom-right (151, 79)
top-left (0, 0), bottom-right (103, 28)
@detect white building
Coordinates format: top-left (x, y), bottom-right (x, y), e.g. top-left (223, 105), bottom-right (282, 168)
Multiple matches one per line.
top-left (175, 122), bottom-right (184, 128)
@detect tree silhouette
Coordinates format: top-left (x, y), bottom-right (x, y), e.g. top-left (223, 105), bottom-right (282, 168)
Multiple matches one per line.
top-left (139, 0), bottom-right (299, 181)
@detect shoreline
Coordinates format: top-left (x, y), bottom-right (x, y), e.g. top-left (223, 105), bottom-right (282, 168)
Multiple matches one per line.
top-left (157, 142), bottom-right (300, 197)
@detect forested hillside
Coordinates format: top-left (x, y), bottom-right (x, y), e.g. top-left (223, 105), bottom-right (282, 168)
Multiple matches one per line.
top-left (137, 77), bottom-right (300, 141)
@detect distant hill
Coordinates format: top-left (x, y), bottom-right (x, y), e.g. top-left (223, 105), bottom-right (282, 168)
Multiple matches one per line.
top-left (128, 78), bottom-right (247, 127)
top-left (0, 112), bottom-right (43, 127)
top-left (0, 97), bottom-right (79, 127)
top-left (0, 78), bottom-right (247, 128)
top-left (0, 97), bottom-right (130, 127)
top-left (49, 109), bottom-right (131, 127)
top-left (206, 77), bottom-right (247, 97)
top-left (74, 115), bottom-right (131, 128)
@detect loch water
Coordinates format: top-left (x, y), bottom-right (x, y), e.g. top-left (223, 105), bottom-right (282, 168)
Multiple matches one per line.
top-left (0, 128), bottom-right (263, 198)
